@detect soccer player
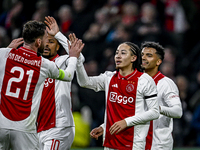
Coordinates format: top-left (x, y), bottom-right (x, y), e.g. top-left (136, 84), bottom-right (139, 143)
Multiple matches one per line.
top-left (75, 41), bottom-right (159, 149)
top-left (36, 16), bottom-right (83, 150)
top-left (0, 20), bottom-right (83, 150)
top-left (141, 41), bottom-right (182, 150)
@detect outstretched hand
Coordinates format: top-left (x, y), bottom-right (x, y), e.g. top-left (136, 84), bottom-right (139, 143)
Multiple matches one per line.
top-left (7, 38), bottom-right (24, 49)
top-left (90, 126), bottom-right (103, 140)
top-left (109, 120), bottom-right (127, 135)
top-left (45, 16), bottom-right (59, 36)
top-left (67, 38), bottom-right (84, 58)
top-left (68, 33), bottom-right (77, 45)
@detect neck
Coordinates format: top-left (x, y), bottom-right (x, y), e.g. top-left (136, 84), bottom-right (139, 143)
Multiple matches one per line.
top-left (119, 68), bottom-right (134, 76)
top-left (23, 43), bottom-right (38, 53)
top-left (144, 67), bottom-right (158, 77)
top-left (49, 54), bottom-right (58, 60)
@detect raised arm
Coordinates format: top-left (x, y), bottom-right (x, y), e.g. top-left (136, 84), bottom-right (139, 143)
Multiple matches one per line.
top-left (45, 16), bottom-right (70, 54)
top-left (57, 38), bottom-right (84, 81)
top-left (45, 16), bottom-right (59, 36)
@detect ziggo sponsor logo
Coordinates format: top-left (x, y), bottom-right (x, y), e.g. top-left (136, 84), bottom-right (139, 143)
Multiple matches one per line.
top-left (109, 92), bottom-right (134, 104)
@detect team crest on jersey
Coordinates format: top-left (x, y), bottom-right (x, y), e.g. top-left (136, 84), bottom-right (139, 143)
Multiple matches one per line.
top-left (126, 84), bottom-right (134, 92)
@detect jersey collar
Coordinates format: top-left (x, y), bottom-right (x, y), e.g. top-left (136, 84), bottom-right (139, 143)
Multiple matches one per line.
top-left (153, 71), bottom-right (161, 80)
top-left (19, 47), bottom-right (38, 55)
top-left (118, 69), bottom-right (138, 80)
top-left (50, 54), bottom-right (59, 61)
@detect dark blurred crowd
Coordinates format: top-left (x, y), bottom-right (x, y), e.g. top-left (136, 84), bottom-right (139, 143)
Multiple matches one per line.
top-left (1, 0), bottom-right (200, 148)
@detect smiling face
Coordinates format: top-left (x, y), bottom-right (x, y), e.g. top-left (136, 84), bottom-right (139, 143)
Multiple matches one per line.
top-left (42, 35), bottom-right (60, 60)
top-left (114, 43), bottom-right (136, 72)
top-left (141, 47), bottom-right (161, 72)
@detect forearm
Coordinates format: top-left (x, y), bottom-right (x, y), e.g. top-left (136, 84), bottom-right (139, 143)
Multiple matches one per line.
top-left (100, 123), bottom-right (105, 130)
top-left (58, 57), bottom-right (77, 81)
top-left (160, 104), bottom-right (182, 118)
top-left (125, 96), bottom-right (159, 127)
top-left (76, 63), bottom-right (92, 87)
top-left (76, 63), bottom-right (104, 92)
top-left (125, 107), bottom-right (159, 127)
top-left (55, 31), bottom-right (69, 54)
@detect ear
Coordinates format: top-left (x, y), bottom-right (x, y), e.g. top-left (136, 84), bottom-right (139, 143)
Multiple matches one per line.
top-left (131, 55), bottom-right (137, 63)
top-left (56, 44), bottom-right (60, 52)
top-left (35, 38), bottom-right (41, 48)
top-left (156, 59), bottom-right (162, 66)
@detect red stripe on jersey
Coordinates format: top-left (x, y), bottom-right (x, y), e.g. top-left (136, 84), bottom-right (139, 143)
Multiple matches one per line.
top-left (37, 55), bottom-right (59, 132)
top-left (153, 71), bottom-right (165, 85)
top-left (0, 48), bottom-right (41, 121)
top-left (145, 71), bottom-right (165, 150)
top-left (103, 69), bottom-right (143, 150)
top-left (37, 78), bottom-right (55, 132)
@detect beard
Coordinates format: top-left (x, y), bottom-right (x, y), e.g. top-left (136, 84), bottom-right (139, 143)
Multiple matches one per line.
top-left (42, 53), bottom-right (53, 59)
top-left (38, 43), bottom-right (45, 54)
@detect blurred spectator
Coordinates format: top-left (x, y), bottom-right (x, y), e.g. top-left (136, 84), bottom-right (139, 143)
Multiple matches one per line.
top-left (160, 62), bottom-right (176, 81)
top-left (106, 22), bottom-right (134, 48)
top-left (83, 23), bottom-right (101, 41)
top-left (173, 75), bottom-right (193, 147)
top-left (0, 1), bottom-right (25, 29)
top-left (121, 1), bottom-right (139, 28)
top-left (57, 5), bottom-right (72, 34)
top-left (191, 104), bottom-right (200, 146)
top-left (76, 60), bottom-right (105, 147)
top-left (0, 26), bottom-right (10, 47)
top-left (134, 2), bottom-right (161, 45)
top-left (82, 22), bottom-right (107, 62)
top-left (162, 45), bottom-right (183, 76)
top-left (163, 0), bottom-right (189, 52)
top-left (0, 1), bottom-right (25, 40)
top-left (32, 0), bottom-right (49, 21)
top-left (94, 7), bottom-right (112, 39)
top-left (181, 40), bottom-right (200, 80)
top-left (175, 75), bottom-right (191, 104)
top-left (99, 47), bottom-right (115, 73)
top-left (69, 0), bottom-right (95, 38)
top-left (163, 46), bottom-right (177, 64)
top-left (2, 0), bottom-right (16, 12)
top-left (102, 0), bottom-right (121, 17)
top-left (189, 70), bottom-right (200, 110)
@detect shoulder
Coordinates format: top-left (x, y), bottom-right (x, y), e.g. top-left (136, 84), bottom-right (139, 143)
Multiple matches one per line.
top-left (0, 48), bottom-right (14, 58)
top-left (157, 76), bottom-right (178, 91)
top-left (58, 54), bottom-right (69, 60)
top-left (140, 73), bottom-right (154, 83)
top-left (41, 57), bottom-right (55, 67)
top-left (103, 71), bottom-right (116, 77)
top-left (0, 47), bottom-right (12, 52)
top-left (55, 55), bottom-right (69, 64)
top-left (158, 76), bottom-right (177, 87)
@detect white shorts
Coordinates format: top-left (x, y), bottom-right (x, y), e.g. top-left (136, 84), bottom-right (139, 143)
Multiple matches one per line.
top-left (0, 128), bottom-right (39, 150)
top-left (38, 127), bottom-right (75, 150)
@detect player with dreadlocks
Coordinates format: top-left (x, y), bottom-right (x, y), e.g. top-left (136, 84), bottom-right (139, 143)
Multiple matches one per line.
top-left (74, 40), bottom-right (159, 150)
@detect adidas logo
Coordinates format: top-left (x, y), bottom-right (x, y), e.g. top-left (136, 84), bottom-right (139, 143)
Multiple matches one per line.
top-left (112, 84), bottom-right (118, 88)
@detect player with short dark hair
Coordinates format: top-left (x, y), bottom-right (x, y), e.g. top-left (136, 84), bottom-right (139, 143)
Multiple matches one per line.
top-left (141, 41), bottom-right (182, 150)
top-left (37, 16), bottom-right (84, 150)
top-left (0, 19), bottom-right (83, 150)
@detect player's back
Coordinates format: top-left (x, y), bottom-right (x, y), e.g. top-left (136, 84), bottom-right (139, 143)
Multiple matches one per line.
top-left (0, 47), bottom-right (59, 133)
